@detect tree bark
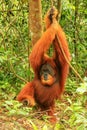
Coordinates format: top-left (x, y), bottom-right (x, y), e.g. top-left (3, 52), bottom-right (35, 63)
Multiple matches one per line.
top-left (28, 0), bottom-right (43, 45)
top-left (28, 0), bottom-right (43, 81)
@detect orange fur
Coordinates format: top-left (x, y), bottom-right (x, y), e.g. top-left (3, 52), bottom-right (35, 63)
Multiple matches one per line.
top-left (17, 82), bottom-right (35, 106)
top-left (17, 7), bottom-right (71, 123)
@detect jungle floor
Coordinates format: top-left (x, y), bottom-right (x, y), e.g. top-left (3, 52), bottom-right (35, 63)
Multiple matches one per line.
top-left (0, 92), bottom-right (83, 130)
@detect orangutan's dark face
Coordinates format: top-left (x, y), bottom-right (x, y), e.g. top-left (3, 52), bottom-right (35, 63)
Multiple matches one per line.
top-left (40, 63), bottom-right (56, 85)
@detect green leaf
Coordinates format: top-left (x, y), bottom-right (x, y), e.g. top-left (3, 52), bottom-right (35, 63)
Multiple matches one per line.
top-left (9, 109), bottom-right (16, 115)
top-left (30, 120), bottom-right (38, 130)
top-left (5, 100), bottom-right (13, 106)
top-left (54, 123), bottom-right (62, 130)
top-left (76, 83), bottom-right (87, 94)
top-left (42, 125), bottom-right (48, 130)
top-left (77, 124), bottom-right (86, 130)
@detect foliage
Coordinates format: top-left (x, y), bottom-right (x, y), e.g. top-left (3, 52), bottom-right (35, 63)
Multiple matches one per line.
top-left (1, 100), bottom-right (33, 116)
top-left (0, 0), bottom-right (86, 129)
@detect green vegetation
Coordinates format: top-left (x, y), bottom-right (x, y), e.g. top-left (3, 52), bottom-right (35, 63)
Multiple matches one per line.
top-left (0, 0), bottom-right (87, 129)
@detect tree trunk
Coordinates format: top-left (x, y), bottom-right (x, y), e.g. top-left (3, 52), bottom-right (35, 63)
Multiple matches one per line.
top-left (28, 0), bottom-right (43, 81)
top-left (28, 0), bottom-right (43, 45)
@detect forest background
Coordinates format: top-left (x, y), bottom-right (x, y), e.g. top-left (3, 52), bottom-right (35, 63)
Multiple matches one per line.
top-left (0, 0), bottom-right (87, 130)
